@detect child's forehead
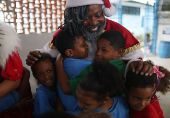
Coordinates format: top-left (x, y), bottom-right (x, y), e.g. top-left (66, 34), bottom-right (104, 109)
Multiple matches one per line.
top-left (97, 38), bottom-right (111, 45)
top-left (37, 59), bottom-right (52, 65)
top-left (33, 59), bottom-right (53, 69)
top-left (97, 38), bottom-right (115, 48)
top-left (77, 86), bottom-right (98, 98)
top-left (74, 35), bottom-right (85, 42)
top-left (129, 87), bottom-right (155, 97)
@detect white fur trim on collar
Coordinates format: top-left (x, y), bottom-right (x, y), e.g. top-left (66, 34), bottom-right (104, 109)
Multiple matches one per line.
top-left (120, 50), bottom-right (144, 60)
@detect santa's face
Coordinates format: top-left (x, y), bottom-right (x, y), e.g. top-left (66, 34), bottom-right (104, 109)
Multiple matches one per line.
top-left (82, 4), bottom-right (105, 41)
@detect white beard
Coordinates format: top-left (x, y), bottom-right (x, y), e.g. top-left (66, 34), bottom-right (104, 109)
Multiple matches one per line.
top-left (0, 22), bottom-right (21, 68)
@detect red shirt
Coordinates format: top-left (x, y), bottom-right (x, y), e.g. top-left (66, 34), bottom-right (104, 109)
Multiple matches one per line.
top-left (1, 49), bottom-right (23, 81)
top-left (150, 95), bottom-right (164, 118)
top-left (130, 95), bottom-right (164, 118)
top-left (130, 103), bottom-right (159, 118)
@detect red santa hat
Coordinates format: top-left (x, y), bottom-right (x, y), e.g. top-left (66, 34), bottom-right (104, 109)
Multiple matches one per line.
top-left (65, 0), bottom-right (116, 17)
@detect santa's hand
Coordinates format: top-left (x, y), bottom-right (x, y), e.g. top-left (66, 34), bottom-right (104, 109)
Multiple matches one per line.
top-left (26, 51), bottom-right (41, 66)
top-left (129, 61), bottom-right (154, 76)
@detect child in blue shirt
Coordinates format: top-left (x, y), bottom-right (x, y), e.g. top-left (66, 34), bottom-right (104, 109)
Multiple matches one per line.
top-left (55, 30), bottom-right (127, 114)
top-left (31, 53), bottom-right (60, 117)
top-left (55, 29), bottom-right (92, 111)
top-left (76, 61), bottom-right (129, 118)
top-left (55, 29), bottom-right (125, 95)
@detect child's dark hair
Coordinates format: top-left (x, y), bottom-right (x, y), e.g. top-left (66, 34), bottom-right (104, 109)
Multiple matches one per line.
top-left (55, 29), bottom-right (76, 57)
top-left (98, 30), bottom-right (125, 50)
top-left (79, 61), bottom-right (124, 101)
top-left (31, 53), bottom-right (55, 74)
top-left (125, 60), bottom-right (170, 94)
top-left (77, 111), bottom-right (112, 118)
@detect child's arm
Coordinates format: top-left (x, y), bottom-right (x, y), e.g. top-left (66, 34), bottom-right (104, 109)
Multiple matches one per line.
top-left (8, 97), bottom-right (34, 110)
top-left (8, 67), bottom-right (34, 109)
top-left (56, 95), bottom-right (65, 111)
top-left (0, 78), bottom-right (21, 99)
top-left (55, 54), bottom-right (72, 95)
top-left (0, 91), bottom-right (20, 112)
top-left (17, 67), bottom-right (30, 99)
top-left (1, 67), bottom-right (33, 110)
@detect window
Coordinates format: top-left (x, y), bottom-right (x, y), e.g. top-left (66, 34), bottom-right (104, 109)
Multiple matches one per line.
top-left (122, 6), bottom-right (140, 15)
top-left (0, 0), bottom-right (66, 34)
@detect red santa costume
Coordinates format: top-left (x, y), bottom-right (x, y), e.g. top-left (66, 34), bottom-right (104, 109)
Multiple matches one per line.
top-left (0, 21), bottom-right (23, 81)
top-left (38, 0), bottom-right (143, 61)
top-left (0, 22), bottom-right (34, 118)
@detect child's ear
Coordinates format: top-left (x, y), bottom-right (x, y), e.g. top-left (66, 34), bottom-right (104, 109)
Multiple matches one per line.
top-left (65, 49), bottom-right (74, 57)
top-left (117, 48), bottom-right (124, 57)
top-left (33, 73), bottom-right (39, 81)
top-left (103, 96), bottom-right (110, 104)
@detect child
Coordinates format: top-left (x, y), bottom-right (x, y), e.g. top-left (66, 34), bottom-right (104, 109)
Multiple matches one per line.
top-left (38, 110), bottom-right (77, 118)
top-left (76, 61), bottom-right (129, 118)
top-left (55, 30), bottom-right (125, 111)
top-left (31, 53), bottom-right (62, 117)
top-left (38, 110), bottom-right (113, 118)
top-left (0, 22), bottom-right (34, 118)
top-left (55, 29), bottom-right (92, 111)
top-left (68, 30), bottom-right (126, 97)
top-left (77, 111), bottom-right (114, 118)
top-left (125, 60), bottom-right (170, 118)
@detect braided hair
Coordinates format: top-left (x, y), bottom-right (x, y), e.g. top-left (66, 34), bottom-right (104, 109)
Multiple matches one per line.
top-left (60, 5), bottom-right (90, 37)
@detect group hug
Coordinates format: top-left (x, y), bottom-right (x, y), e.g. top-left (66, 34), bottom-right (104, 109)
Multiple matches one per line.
top-left (0, 0), bottom-right (170, 118)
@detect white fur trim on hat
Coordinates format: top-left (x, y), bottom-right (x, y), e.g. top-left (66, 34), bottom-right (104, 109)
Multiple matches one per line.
top-left (0, 22), bottom-right (21, 68)
top-left (103, 4), bottom-right (116, 17)
top-left (65, 0), bottom-right (115, 17)
top-left (65, 0), bottom-right (104, 8)
top-left (120, 50), bottom-right (144, 60)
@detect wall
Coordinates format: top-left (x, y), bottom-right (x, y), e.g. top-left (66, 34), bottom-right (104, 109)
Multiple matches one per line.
top-left (157, 18), bottom-right (170, 53)
top-left (109, 1), bottom-right (153, 38)
top-left (18, 32), bottom-right (55, 95)
top-left (156, 0), bottom-right (170, 53)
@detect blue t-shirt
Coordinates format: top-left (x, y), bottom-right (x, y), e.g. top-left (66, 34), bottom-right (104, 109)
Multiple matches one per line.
top-left (95, 95), bottom-right (129, 118)
top-left (68, 95), bottom-right (129, 117)
top-left (0, 91), bottom-right (19, 113)
top-left (56, 58), bottom-right (92, 111)
top-left (33, 84), bottom-right (57, 117)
